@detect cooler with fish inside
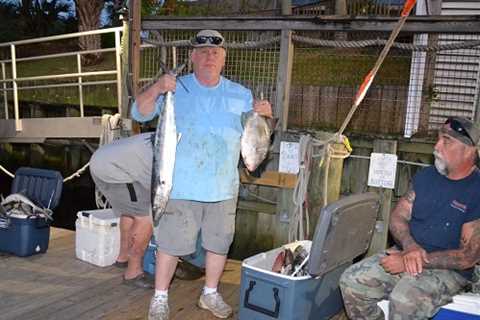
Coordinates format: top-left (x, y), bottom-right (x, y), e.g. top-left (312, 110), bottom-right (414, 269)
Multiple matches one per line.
top-left (239, 193), bottom-right (380, 320)
top-left (0, 167), bottom-right (63, 256)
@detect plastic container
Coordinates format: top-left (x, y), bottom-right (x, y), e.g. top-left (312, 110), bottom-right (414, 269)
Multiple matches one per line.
top-left (143, 234), bottom-right (206, 275)
top-left (0, 167), bottom-right (63, 257)
top-left (75, 209), bottom-right (120, 267)
top-left (239, 193), bottom-right (380, 320)
top-left (0, 215), bottom-right (50, 256)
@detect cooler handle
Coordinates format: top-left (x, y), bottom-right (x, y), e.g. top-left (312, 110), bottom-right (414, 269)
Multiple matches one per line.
top-left (0, 217), bottom-right (11, 229)
top-left (244, 280), bottom-right (280, 318)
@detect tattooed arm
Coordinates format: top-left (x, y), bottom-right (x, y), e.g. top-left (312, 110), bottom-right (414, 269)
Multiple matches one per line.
top-left (389, 187), bottom-right (428, 275)
top-left (425, 219), bottom-right (480, 270)
top-left (389, 187), bottom-right (418, 250)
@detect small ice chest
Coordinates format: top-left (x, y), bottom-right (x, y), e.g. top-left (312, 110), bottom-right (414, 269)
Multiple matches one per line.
top-left (239, 192), bottom-right (380, 320)
top-left (143, 238), bottom-right (157, 275)
top-left (75, 209), bottom-right (120, 267)
top-left (0, 167), bottom-right (63, 257)
top-left (143, 233), bottom-right (206, 275)
top-left (434, 293), bottom-right (480, 320)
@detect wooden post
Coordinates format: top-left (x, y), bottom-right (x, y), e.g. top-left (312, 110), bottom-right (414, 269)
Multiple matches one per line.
top-left (130, 0), bottom-right (141, 99)
top-left (275, 30), bottom-right (293, 133)
top-left (281, 0), bottom-right (292, 15)
top-left (367, 139), bottom-right (398, 256)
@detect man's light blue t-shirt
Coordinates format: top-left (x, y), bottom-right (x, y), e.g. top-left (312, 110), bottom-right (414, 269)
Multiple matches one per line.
top-left (131, 73), bottom-right (253, 202)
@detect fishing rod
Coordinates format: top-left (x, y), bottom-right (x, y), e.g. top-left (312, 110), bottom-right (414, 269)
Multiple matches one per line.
top-left (337, 0), bottom-right (417, 136)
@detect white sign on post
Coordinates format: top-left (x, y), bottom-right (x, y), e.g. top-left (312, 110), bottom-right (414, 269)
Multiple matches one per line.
top-left (279, 141), bottom-right (300, 174)
top-left (367, 153), bottom-right (398, 189)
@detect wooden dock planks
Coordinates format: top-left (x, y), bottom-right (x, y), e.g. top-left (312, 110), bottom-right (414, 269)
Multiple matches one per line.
top-left (0, 228), bottom-right (241, 320)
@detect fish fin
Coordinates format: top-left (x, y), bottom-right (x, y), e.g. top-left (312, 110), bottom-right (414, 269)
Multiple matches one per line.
top-left (240, 111), bottom-right (251, 128)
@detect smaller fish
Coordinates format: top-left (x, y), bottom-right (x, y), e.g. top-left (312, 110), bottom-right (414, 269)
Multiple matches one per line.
top-left (1, 193), bottom-right (53, 220)
top-left (240, 111), bottom-right (273, 172)
top-left (272, 250), bottom-right (285, 273)
top-left (282, 248), bottom-right (294, 275)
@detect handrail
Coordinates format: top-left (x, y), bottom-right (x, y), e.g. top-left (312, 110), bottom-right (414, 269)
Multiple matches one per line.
top-left (0, 47), bottom-right (116, 64)
top-left (0, 27), bottom-right (123, 47)
top-left (0, 27), bottom-right (124, 131)
top-left (0, 71), bottom-right (117, 82)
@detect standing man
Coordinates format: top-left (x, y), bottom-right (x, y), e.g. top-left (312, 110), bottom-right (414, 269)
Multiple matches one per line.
top-left (340, 117), bottom-right (480, 319)
top-left (131, 30), bottom-right (272, 320)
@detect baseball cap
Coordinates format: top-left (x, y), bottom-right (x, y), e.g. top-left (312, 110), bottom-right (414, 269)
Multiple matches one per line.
top-left (441, 117), bottom-right (480, 146)
top-left (191, 29), bottom-right (225, 48)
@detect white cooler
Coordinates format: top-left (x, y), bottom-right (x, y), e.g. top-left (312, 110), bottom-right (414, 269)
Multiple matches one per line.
top-left (75, 209), bottom-right (120, 267)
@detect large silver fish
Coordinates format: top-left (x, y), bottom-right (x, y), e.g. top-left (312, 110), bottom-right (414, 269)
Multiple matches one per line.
top-left (240, 111), bottom-right (273, 172)
top-left (151, 64), bottom-right (185, 226)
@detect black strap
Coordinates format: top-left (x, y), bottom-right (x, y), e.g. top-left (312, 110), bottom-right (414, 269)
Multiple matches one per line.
top-left (126, 183), bottom-right (137, 202)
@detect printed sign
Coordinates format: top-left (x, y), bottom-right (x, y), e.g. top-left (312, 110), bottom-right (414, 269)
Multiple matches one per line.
top-left (367, 152), bottom-right (398, 189)
top-left (279, 141), bottom-right (300, 174)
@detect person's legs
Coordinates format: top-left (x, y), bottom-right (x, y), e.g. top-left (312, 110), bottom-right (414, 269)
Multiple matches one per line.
top-left (124, 215), bottom-right (153, 279)
top-left (149, 200), bottom-right (201, 320)
top-left (204, 251), bottom-right (227, 289)
top-left (340, 253), bottom-right (399, 320)
top-left (155, 251), bottom-right (179, 290)
top-left (198, 199), bottom-right (236, 319)
top-left (116, 215), bottom-right (134, 263)
top-left (389, 269), bottom-right (469, 319)
top-left (90, 133), bottom-right (154, 288)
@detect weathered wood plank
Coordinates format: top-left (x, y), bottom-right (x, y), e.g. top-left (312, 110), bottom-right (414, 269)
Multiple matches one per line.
top-left (141, 16), bottom-right (480, 34)
top-left (0, 228), bottom-right (242, 320)
top-left (240, 170), bottom-right (297, 189)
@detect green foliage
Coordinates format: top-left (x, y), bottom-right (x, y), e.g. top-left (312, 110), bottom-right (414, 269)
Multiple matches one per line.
top-left (0, 2), bottom-right (21, 42)
top-left (0, 0), bottom-right (77, 41)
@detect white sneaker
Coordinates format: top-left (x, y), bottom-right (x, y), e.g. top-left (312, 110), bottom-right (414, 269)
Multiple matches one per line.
top-left (198, 292), bottom-right (232, 318)
top-left (148, 295), bottom-right (169, 320)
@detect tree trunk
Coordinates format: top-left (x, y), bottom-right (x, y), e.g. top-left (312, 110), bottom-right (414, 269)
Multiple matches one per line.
top-left (76, 0), bottom-right (104, 66)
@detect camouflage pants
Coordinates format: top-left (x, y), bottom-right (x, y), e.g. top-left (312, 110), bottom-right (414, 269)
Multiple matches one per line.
top-left (339, 253), bottom-right (469, 319)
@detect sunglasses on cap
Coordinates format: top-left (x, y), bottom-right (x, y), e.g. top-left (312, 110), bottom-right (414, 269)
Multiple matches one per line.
top-left (194, 35), bottom-right (224, 46)
top-left (445, 117), bottom-right (474, 145)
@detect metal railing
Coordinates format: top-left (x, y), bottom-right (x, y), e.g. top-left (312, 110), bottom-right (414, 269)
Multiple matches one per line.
top-left (0, 27), bottom-right (123, 131)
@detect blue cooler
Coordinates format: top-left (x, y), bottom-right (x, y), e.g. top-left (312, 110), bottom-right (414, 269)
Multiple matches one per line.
top-left (143, 238), bottom-right (157, 275)
top-left (433, 294), bottom-right (480, 320)
top-left (239, 193), bottom-right (380, 320)
top-left (143, 233), bottom-right (206, 275)
top-left (0, 167), bottom-right (63, 256)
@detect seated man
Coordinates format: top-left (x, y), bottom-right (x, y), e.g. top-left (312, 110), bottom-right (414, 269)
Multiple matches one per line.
top-left (340, 116), bottom-right (480, 319)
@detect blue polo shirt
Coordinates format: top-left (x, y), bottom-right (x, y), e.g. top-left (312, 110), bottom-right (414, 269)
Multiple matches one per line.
top-left (131, 74), bottom-right (253, 202)
top-left (410, 166), bottom-right (480, 279)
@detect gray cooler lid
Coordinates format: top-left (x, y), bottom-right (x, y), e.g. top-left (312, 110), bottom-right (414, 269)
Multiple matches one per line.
top-left (308, 192), bottom-right (380, 277)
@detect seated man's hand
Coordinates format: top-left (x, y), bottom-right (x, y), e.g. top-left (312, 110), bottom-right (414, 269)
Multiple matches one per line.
top-left (380, 248), bottom-right (405, 274)
top-left (402, 245), bottom-right (429, 276)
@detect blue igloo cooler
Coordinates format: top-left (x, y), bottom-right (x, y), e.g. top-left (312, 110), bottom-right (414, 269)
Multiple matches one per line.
top-left (0, 167), bottom-right (63, 256)
top-left (144, 233), bottom-right (206, 275)
top-left (239, 192), bottom-right (380, 320)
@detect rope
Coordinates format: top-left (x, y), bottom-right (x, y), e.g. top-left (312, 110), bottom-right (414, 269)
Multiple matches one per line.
top-left (292, 35), bottom-right (480, 52)
top-left (142, 32), bottom-right (480, 52)
top-left (63, 162), bottom-right (91, 183)
top-left (95, 113), bottom-right (125, 209)
top-left (143, 35), bottom-right (281, 49)
top-left (287, 131), bottom-right (352, 242)
top-left (0, 114), bottom-right (125, 198)
top-left (0, 165), bottom-right (14, 178)
top-left (289, 135), bottom-right (313, 242)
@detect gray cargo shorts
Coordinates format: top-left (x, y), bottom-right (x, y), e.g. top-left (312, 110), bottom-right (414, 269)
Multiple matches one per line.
top-left (154, 198), bottom-right (237, 256)
top-left (90, 133), bottom-right (153, 217)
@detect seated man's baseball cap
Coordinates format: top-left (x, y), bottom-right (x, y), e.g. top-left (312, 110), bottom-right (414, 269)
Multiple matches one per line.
top-left (191, 29), bottom-right (225, 48)
top-left (442, 117), bottom-right (480, 146)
